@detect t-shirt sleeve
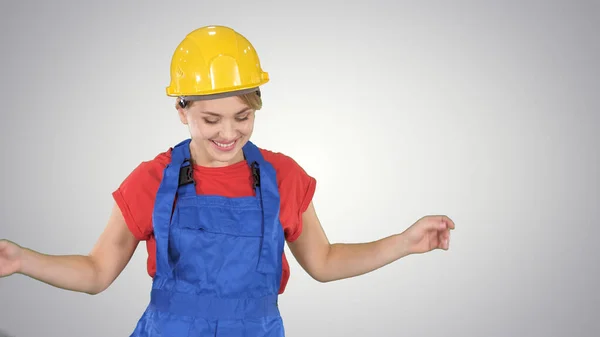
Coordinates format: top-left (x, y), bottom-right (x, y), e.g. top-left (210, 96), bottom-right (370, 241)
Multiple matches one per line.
top-left (266, 151), bottom-right (317, 243)
top-left (112, 160), bottom-right (164, 241)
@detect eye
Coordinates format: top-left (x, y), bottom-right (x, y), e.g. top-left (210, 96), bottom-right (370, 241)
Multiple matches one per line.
top-left (203, 117), bottom-right (219, 124)
top-left (236, 112), bottom-right (251, 121)
top-left (204, 118), bottom-right (219, 124)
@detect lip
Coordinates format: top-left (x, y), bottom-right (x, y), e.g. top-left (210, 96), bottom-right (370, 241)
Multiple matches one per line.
top-left (210, 139), bottom-right (238, 152)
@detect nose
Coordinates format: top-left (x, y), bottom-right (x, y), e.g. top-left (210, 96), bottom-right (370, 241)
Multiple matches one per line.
top-left (219, 120), bottom-right (238, 140)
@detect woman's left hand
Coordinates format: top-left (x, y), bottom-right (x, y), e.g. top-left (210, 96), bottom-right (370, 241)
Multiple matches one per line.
top-left (402, 215), bottom-right (455, 254)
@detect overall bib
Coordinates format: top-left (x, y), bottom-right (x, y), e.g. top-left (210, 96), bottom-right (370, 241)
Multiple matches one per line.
top-left (129, 139), bottom-right (286, 337)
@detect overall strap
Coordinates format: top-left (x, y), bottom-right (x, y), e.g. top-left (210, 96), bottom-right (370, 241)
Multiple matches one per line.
top-left (173, 139), bottom-right (196, 198)
top-left (153, 138), bottom-right (192, 276)
top-left (243, 141), bottom-right (284, 275)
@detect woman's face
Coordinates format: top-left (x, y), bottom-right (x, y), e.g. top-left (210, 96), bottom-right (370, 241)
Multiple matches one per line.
top-left (177, 96), bottom-right (255, 167)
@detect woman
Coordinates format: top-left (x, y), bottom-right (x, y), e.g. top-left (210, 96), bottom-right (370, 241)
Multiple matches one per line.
top-left (0, 25), bottom-right (455, 336)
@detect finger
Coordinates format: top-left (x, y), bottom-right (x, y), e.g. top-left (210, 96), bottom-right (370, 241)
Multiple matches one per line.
top-left (428, 216), bottom-right (454, 230)
top-left (444, 232), bottom-right (451, 250)
top-left (431, 217), bottom-right (447, 230)
top-left (442, 216), bottom-right (455, 230)
top-left (435, 231), bottom-right (446, 250)
top-left (437, 230), bottom-right (449, 250)
top-left (423, 218), bottom-right (445, 231)
top-left (443, 229), bottom-right (450, 241)
top-left (438, 236), bottom-right (448, 250)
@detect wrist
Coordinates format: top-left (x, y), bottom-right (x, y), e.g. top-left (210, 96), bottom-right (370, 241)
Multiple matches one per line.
top-left (393, 232), bottom-right (413, 258)
top-left (16, 246), bottom-right (31, 275)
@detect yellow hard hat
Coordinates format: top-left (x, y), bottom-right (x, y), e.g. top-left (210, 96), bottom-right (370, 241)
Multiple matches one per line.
top-left (166, 25), bottom-right (269, 100)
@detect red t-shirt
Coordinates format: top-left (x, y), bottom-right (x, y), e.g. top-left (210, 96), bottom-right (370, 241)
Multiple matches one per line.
top-left (112, 145), bottom-right (316, 294)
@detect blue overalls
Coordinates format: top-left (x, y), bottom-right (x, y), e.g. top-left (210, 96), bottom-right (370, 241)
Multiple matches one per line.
top-left (129, 138), bottom-right (286, 337)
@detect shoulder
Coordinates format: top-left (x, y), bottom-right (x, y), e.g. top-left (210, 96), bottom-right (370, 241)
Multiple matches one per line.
top-left (258, 147), bottom-right (317, 189)
top-left (119, 149), bottom-right (172, 188)
top-left (112, 147), bottom-right (174, 240)
top-left (259, 148), bottom-right (308, 175)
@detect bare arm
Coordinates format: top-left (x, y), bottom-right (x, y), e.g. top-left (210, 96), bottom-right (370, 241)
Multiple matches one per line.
top-left (14, 202), bottom-right (139, 295)
top-left (288, 202), bottom-right (454, 283)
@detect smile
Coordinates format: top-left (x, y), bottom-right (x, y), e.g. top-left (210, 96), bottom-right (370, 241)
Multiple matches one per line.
top-left (211, 139), bottom-right (237, 151)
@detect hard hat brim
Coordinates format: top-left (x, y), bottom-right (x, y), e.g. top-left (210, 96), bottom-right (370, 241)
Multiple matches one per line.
top-left (177, 87), bottom-right (260, 101)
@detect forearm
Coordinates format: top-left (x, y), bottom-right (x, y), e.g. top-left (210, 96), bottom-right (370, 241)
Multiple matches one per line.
top-left (319, 233), bottom-right (411, 282)
top-left (18, 248), bottom-right (102, 295)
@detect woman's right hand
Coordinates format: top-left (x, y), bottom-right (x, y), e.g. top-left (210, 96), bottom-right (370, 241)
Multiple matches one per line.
top-left (0, 239), bottom-right (23, 277)
top-left (0, 203), bottom-right (140, 294)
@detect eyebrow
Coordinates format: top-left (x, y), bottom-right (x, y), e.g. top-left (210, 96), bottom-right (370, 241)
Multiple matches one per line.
top-left (201, 108), bottom-right (252, 117)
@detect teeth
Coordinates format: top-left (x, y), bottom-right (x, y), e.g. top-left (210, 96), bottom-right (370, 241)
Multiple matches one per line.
top-left (213, 140), bottom-right (235, 148)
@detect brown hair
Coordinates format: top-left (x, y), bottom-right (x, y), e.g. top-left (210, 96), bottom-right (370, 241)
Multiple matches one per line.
top-left (238, 91), bottom-right (263, 110)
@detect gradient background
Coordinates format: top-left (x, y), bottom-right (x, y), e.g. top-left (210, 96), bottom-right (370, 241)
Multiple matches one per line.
top-left (1, 1), bottom-right (599, 336)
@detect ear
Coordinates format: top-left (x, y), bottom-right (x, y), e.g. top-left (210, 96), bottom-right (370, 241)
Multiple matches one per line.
top-left (176, 103), bottom-right (188, 125)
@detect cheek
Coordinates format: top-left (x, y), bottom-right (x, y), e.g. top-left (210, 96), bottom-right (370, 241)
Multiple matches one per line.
top-left (188, 119), bottom-right (217, 139)
top-left (239, 122), bottom-right (254, 135)
top-left (238, 118), bottom-right (255, 135)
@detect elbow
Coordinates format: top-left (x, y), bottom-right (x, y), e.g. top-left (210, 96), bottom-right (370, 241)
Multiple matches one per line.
top-left (85, 284), bottom-right (106, 296)
top-left (84, 279), bottom-right (108, 296)
top-left (307, 267), bottom-right (335, 283)
top-left (85, 289), bottom-right (101, 296)
top-left (307, 248), bottom-right (336, 283)
top-left (314, 276), bottom-right (333, 283)
top-left (313, 274), bottom-right (337, 283)
top-left (309, 273), bottom-right (327, 283)
top-left (84, 257), bottom-right (110, 295)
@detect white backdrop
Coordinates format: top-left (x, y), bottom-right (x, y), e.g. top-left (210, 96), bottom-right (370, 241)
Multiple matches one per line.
top-left (1, 1), bottom-right (598, 336)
